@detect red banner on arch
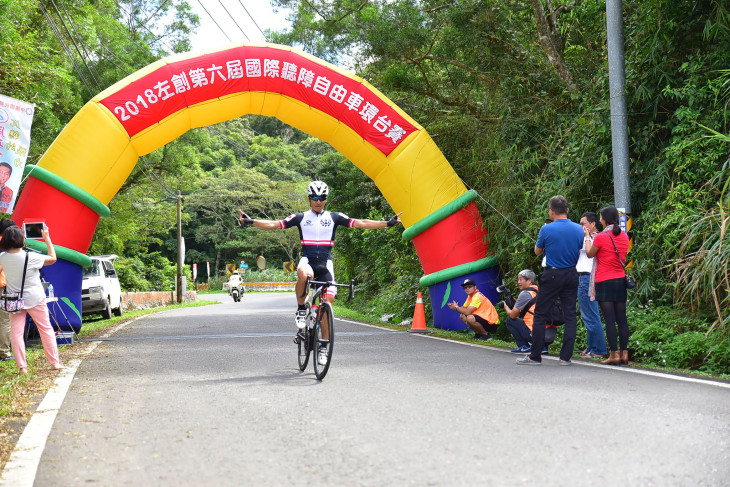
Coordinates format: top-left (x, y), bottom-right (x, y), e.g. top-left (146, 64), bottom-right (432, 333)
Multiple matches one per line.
top-left (99, 46), bottom-right (416, 156)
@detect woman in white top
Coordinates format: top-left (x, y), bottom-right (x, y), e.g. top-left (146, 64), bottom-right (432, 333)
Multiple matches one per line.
top-left (0, 224), bottom-right (62, 374)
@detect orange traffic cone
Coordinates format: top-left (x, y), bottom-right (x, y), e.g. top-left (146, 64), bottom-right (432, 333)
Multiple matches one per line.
top-left (409, 292), bottom-right (431, 333)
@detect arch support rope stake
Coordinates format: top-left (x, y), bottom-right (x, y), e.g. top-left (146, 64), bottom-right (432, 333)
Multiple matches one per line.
top-left (13, 42), bottom-right (497, 331)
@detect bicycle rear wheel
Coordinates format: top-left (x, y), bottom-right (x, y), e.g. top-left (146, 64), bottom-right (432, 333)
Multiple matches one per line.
top-left (313, 303), bottom-right (334, 380)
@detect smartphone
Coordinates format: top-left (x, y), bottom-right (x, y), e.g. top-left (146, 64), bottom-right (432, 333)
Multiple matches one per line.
top-left (23, 222), bottom-right (45, 239)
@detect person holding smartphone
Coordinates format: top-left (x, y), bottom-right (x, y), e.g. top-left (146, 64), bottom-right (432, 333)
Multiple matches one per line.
top-left (0, 218), bottom-right (16, 361)
top-left (0, 224), bottom-right (62, 374)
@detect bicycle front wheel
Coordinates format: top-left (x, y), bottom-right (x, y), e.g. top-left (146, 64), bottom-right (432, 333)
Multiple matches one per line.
top-left (313, 303), bottom-right (334, 380)
top-left (297, 329), bottom-right (311, 371)
top-left (297, 307), bottom-right (313, 371)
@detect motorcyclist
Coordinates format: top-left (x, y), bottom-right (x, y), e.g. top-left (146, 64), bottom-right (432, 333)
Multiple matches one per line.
top-left (227, 271), bottom-right (242, 295)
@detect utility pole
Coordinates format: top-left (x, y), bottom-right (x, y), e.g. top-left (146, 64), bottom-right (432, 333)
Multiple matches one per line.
top-left (176, 190), bottom-right (183, 303)
top-left (606, 0), bottom-right (633, 238)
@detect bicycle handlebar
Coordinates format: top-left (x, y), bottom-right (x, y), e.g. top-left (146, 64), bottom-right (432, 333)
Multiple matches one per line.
top-left (300, 277), bottom-right (356, 302)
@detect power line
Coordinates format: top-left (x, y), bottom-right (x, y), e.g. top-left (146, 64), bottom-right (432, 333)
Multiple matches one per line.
top-left (217, 0), bottom-right (250, 41)
top-left (196, 0), bottom-right (232, 42)
top-left (203, 126), bottom-right (303, 180)
top-left (115, 1), bottom-right (179, 54)
top-left (237, 0), bottom-right (266, 38)
top-left (39, 1), bottom-right (96, 96)
top-left (48, 0), bottom-right (102, 91)
top-left (55, 0), bottom-right (105, 88)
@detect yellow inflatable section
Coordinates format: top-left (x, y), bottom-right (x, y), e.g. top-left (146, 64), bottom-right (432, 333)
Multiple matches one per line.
top-left (35, 43), bottom-right (465, 227)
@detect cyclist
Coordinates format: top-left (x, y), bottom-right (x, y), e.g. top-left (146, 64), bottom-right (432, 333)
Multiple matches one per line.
top-left (239, 181), bottom-right (400, 364)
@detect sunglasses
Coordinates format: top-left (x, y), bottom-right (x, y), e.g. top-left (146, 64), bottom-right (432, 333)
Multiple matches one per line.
top-left (309, 196), bottom-right (327, 202)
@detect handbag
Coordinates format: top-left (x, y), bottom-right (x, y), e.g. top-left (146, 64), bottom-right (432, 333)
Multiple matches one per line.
top-left (0, 252), bottom-right (29, 313)
top-left (608, 233), bottom-right (636, 290)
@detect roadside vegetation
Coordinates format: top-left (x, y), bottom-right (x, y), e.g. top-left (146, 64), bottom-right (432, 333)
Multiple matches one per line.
top-left (1, 1), bottom-right (728, 375)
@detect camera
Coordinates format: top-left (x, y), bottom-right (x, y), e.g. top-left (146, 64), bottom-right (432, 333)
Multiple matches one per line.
top-left (496, 283), bottom-right (515, 308)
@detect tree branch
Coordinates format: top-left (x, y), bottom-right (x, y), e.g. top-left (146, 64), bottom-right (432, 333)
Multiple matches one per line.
top-left (528, 0), bottom-right (578, 92)
top-left (303, 0), bottom-right (370, 24)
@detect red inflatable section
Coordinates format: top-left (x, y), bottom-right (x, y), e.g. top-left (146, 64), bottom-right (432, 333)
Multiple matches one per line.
top-left (410, 202), bottom-right (489, 275)
top-left (11, 179), bottom-right (100, 251)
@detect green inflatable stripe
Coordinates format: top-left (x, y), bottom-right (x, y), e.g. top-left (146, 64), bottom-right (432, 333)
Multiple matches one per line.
top-left (419, 256), bottom-right (499, 287)
top-left (60, 296), bottom-right (82, 320)
top-left (24, 239), bottom-right (92, 267)
top-left (23, 165), bottom-right (111, 218)
top-left (402, 190), bottom-right (479, 241)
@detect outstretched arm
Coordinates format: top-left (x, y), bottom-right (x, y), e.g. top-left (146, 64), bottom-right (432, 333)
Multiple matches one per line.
top-left (42, 225), bottom-right (57, 266)
top-left (239, 210), bottom-right (281, 230)
top-left (352, 212), bottom-right (401, 229)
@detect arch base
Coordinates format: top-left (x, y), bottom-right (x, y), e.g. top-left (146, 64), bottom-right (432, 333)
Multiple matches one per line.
top-left (428, 264), bottom-right (501, 331)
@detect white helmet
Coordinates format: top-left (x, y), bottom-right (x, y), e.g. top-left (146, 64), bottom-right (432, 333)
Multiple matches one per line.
top-left (307, 180), bottom-right (329, 198)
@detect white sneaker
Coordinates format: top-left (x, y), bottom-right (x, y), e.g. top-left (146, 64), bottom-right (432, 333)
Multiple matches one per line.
top-left (318, 347), bottom-right (328, 365)
top-left (295, 309), bottom-right (308, 329)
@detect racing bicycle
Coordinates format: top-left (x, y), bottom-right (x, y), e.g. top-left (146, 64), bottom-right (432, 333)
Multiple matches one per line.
top-left (295, 277), bottom-right (355, 380)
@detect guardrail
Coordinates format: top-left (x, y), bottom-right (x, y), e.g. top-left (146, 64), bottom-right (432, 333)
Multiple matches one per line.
top-left (122, 291), bottom-right (197, 311)
top-left (242, 282), bottom-right (296, 291)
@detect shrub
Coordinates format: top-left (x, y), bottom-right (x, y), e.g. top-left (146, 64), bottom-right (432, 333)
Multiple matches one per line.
top-left (705, 334), bottom-right (730, 376)
top-left (663, 332), bottom-right (710, 370)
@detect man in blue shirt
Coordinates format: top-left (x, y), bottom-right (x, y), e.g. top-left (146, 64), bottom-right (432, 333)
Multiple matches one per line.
top-left (517, 195), bottom-right (584, 365)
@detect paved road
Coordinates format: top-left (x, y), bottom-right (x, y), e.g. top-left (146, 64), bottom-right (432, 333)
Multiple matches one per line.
top-left (12, 293), bottom-right (730, 485)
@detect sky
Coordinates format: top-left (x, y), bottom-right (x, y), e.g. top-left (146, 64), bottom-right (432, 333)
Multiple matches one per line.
top-left (187, 0), bottom-right (292, 52)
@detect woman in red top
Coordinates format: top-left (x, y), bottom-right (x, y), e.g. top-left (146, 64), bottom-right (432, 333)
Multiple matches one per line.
top-left (585, 206), bottom-right (630, 365)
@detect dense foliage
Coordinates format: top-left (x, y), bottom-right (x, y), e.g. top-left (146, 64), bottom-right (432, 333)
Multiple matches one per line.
top-left (1, 1), bottom-right (727, 374)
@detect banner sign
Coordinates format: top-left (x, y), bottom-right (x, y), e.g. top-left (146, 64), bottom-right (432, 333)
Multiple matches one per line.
top-left (206, 261), bottom-right (210, 280)
top-left (192, 263), bottom-right (197, 281)
top-left (0, 94), bottom-right (35, 214)
top-left (98, 46), bottom-right (416, 156)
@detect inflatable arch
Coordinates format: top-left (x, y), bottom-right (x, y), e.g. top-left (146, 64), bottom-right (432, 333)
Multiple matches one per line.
top-left (13, 43), bottom-right (499, 331)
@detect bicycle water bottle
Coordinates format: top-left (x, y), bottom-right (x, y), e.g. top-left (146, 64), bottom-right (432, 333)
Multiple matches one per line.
top-left (48, 284), bottom-right (54, 298)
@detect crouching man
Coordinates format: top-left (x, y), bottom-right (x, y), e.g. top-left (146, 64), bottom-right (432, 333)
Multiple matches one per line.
top-left (501, 269), bottom-right (555, 354)
top-left (448, 278), bottom-right (499, 340)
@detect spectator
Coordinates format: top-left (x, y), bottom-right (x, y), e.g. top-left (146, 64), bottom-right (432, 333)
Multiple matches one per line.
top-left (585, 206), bottom-right (631, 365)
top-left (577, 212), bottom-right (607, 358)
top-left (502, 270), bottom-right (557, 353)
top-left (447, 278), bottom-right (499, 340)
top-left (517, 195), bottom-right (583, 366)
top-left (0, 225), bottom-right (62, 374)
top-left (0, 218), bottom-right (17, 361)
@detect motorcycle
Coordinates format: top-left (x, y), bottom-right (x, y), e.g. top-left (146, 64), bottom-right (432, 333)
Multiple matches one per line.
top-left (230, 285), bottom-right (241, 302)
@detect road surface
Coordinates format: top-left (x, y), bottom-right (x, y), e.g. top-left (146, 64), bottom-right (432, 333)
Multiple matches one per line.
top-left (2, 292), bottom-right (728, 486)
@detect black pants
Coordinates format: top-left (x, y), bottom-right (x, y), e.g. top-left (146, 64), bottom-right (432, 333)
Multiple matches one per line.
top-left (529, 267), bottom-right (579, 362)
top-left (599, 300), bottom-right (629, 351)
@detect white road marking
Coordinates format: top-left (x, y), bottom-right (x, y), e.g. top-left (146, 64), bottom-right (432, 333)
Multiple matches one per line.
top-left (415, 333), bottom-right (730, 389)
top-left (2, 311), bottom-right (728, 485)
top-left (0, 316), bottom-right (145, 486)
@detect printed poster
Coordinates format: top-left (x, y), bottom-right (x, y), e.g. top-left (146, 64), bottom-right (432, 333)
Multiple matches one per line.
top-left (0, 94), bottom-right (35, 214)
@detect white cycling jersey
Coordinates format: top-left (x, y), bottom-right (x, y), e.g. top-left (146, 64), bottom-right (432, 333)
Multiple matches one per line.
top-left (279, 210), bottom-right (355, 264)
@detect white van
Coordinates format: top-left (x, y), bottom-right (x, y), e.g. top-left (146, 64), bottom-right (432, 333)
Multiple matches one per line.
top-left (82, 255), bottom-right (123, 319)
